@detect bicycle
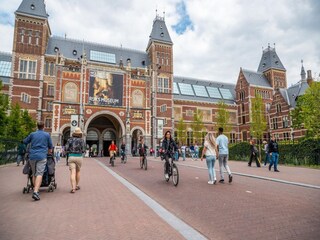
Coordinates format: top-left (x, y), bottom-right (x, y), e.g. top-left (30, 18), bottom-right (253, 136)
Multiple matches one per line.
top-left (140, 152), bottom-right (147, 170)
top-left (162, 153), bottom-right (179, 186)
top-left (120, 150), bottom-right (127, 164)
top-left (109, 152), bottom-right (116, 167)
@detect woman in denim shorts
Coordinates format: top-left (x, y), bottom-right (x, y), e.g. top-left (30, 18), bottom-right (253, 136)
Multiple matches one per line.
top-left (65, 128), bottom-right (85, 193)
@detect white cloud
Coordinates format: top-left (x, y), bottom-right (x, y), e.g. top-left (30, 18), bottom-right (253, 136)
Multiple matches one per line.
top-left (0, 0), bottom-right (319, 86)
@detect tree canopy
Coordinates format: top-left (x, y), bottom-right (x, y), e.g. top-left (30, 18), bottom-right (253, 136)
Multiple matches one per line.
top-left (291, 82), bottom-right (320, 138)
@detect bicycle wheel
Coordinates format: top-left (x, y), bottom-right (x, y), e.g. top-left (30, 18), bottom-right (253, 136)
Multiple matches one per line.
top-left (144, 156), bottom-right (147, 170)
top-left (172, 163), bottom-right (179, 186)
top-left (124, 155), bottom-right (127, 163)
top-left (111, 157), bottom-right (115, 167)
top-left (164, 163), bottom-right (169, 182)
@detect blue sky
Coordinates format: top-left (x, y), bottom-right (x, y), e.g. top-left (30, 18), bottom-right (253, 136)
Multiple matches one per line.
top-left (0, 0), bottom-right (319, 86)
top-left (172, 1), bottom-right (194, 35)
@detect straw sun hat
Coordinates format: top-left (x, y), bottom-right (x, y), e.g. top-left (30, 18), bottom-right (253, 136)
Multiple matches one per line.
top-left (72, 127), bottom-right (83, 137)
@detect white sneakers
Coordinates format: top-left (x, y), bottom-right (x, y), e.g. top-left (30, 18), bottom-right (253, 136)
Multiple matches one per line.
top-left (208, 180), bottom-right (217, 185)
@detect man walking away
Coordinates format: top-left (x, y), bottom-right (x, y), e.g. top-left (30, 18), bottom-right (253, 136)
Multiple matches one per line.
top-left (216, 127), bottom-right (233, 183)
top-left (24, 121), bottom-right (53, 201)
top-left (268, 136), bottom-right (280, 172)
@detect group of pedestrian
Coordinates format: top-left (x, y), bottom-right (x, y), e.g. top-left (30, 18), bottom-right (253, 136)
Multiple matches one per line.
top-left (22, 122), bottom-right (85, 201)
top-left (248, 136), bottom-right (280, 172)
top-left (200, 128), bottom-right (233, 184)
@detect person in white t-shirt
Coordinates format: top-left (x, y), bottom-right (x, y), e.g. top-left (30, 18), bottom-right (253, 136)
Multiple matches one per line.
top-left (200, 132), bottom-right (218, 184)
top-left (216, 127), bottom-right (233, 183)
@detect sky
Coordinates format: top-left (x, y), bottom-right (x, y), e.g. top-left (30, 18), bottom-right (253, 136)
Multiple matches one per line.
top-left (1, 0), bottom-right (319, 87)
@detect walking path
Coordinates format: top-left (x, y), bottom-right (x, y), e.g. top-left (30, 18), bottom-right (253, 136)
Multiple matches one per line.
top-left (0, 157), bottom-right (319, 240)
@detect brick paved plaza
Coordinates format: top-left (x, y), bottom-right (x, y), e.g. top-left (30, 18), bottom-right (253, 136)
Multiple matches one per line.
top-left (0, 157), bottom-right (319, 240)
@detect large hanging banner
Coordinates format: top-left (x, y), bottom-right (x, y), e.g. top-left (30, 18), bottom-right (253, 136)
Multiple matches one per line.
top-left (89, 71), bottom-right (123, 106)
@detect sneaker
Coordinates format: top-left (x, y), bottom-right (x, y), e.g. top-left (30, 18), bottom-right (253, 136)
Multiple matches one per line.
top-left (229, 175), bottom-right (233, 183)
top-left (208, 180), bottom-right (213, 184)
top-left (213, 180), bottom-right (217, 184)
top-left (268, 165), bottom-right (271, 171)
top-left (219, 179), bottom-right (224, 183)
top-left (275, 169), bottom-right (280, 172)
top-left (165, 173), bottom-right (169, 179)
top-left (32, 192), bottom-right (40, 201)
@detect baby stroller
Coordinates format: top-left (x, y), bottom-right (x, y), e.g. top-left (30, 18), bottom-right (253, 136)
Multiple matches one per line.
top-left (22, 153), bottom-right (57, 194)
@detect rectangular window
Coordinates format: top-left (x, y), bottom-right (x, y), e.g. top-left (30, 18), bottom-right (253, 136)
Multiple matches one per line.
top-left (193, 85), bottom-right (208, 97)
top-left (49, 63), bottom-right (55, 76)
top-left (283, 132), bottom-right (290, 140)
top-left (19, 59), bottom-right (36, 79)
top-left (178, 83), bottom-right (194, 96)
top-left (206, 87), bottom-right (221, 98)
top-left (242, 116), bottom-right (246, 124)
top-left (48, 85), bottom-right (54, 97)
top-left (230, 133), bottom-right (236, 143)
top-left (0, 61), bottom-right (12, 77)
top-left (173, 82), bottom-right (180, 94)
top-left (283, 116), bottom-right (289, 128)
top-left (219, 88), bottom-right (233, 100)
top-left (157, 77), bottom-right (169, 93)
top-left (90, 50), bottom-right (116, 64)
top-left (186, 110), bottom-right (194, 117)
top-left (272, 118), bottom-right (278, 129)
top-left (47, 101), bottom-right (53, 112)
top-left (160, 104), bottom-right (167, 112)
top-left (20, 29), bottom-right (25, 43)
top-left (21, 93), bottom-right (31, 103)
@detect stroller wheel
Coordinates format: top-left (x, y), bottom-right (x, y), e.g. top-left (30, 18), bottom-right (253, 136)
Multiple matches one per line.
top-left (23, 187), bottom-right (27, 194)
top-left (54, 183), bottom-right (57, 189)
top-left (27, 187), bottom-right (31, 193)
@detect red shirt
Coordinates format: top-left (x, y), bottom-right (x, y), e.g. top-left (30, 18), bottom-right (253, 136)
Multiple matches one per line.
top-left (109, 144), bottom-right (117, 151)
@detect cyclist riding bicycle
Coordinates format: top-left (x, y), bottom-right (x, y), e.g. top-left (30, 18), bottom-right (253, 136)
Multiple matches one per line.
top-left (161, 130), bottom-right (178, 179)
top-left (108, 140), bottom-right (118, 164)
top-left (138, 137), bottom-right (148, 163)
top-left (120, 141), bottom-right (126, 159)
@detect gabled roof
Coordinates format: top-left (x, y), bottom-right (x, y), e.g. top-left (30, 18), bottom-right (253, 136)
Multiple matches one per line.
top-left (15, 0), bottom-right (48, 19)
top-left (257, 46), bottom-right (286, 72)
top-left (147, 15), bottom-right (173, 49)
top-left (173, 76), bottom-right (236, 104)
top-left (46, 36), bottom-right (149, 69)
top-left (278, 81), bottom-right (309, 108)
top-left (242, 69), bottom-right (271, 88)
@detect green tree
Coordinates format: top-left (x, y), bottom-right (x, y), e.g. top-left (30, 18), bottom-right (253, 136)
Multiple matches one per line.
top-left (291, 82), bottom-right (320, 138)
top-left (250, 92), bottom-right (267, 160)
top-left (21, 109), bottom-right (36, 137)
top-left (6, 103), bottom-right (24, 140)
top-left (176, 118), bottom-right (187, 145)
top-left (0, 81), bottom-right (9, 138)
top-left (215, 101), bottom-right (231, 135)
top-left (191, 109), bottom-right (204, 144)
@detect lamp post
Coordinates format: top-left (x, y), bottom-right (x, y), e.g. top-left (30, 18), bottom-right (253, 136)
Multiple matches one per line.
top-left (266, 103), bottom-right (271, 140)
top-left (152, 64), bottom-right (161, 153)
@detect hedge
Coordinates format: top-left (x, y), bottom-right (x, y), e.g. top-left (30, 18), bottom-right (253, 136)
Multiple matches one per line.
top-left (229, 138), bottom-right (320, 166)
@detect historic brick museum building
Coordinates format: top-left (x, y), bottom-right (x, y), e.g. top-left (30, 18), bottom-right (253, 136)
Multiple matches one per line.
top-left (0, 0), bottom-right (314, 155)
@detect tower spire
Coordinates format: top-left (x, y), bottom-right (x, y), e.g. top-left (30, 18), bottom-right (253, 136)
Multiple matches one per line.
top-left (300, 59), bottom-right (306, 81)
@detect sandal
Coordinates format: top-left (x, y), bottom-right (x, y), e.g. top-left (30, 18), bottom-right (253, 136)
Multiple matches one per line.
top-left (70, 189), bottom-right (76, 193)
top-left (76, 186), bottom-right (80, 191)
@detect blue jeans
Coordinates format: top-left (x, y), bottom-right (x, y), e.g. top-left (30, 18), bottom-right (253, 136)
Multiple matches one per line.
top-left (264, 153), bottom-right (270, 165)
top-left (206, 155), bottom-right (216, 182)
top-left (181, 151), bottom-right (186, 161)
top-left (270, 152), bottom-right (279, 170)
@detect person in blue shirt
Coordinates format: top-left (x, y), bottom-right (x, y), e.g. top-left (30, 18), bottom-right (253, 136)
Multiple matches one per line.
top-left (216, 127), bottom-right (233, 183)
top-left (24, 121), bottom-right (53, 201)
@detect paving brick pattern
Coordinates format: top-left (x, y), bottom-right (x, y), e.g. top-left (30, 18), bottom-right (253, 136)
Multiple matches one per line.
top-left (0, 159), bottom-right (184, 240)
top-left (1, 157), bottom-right (319, 240)
top-left (106, 157), bottom-right (320, 240)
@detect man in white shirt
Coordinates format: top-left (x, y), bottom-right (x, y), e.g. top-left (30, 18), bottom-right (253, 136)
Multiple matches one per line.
top-left (216, 127), bottom-right (233, 183)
